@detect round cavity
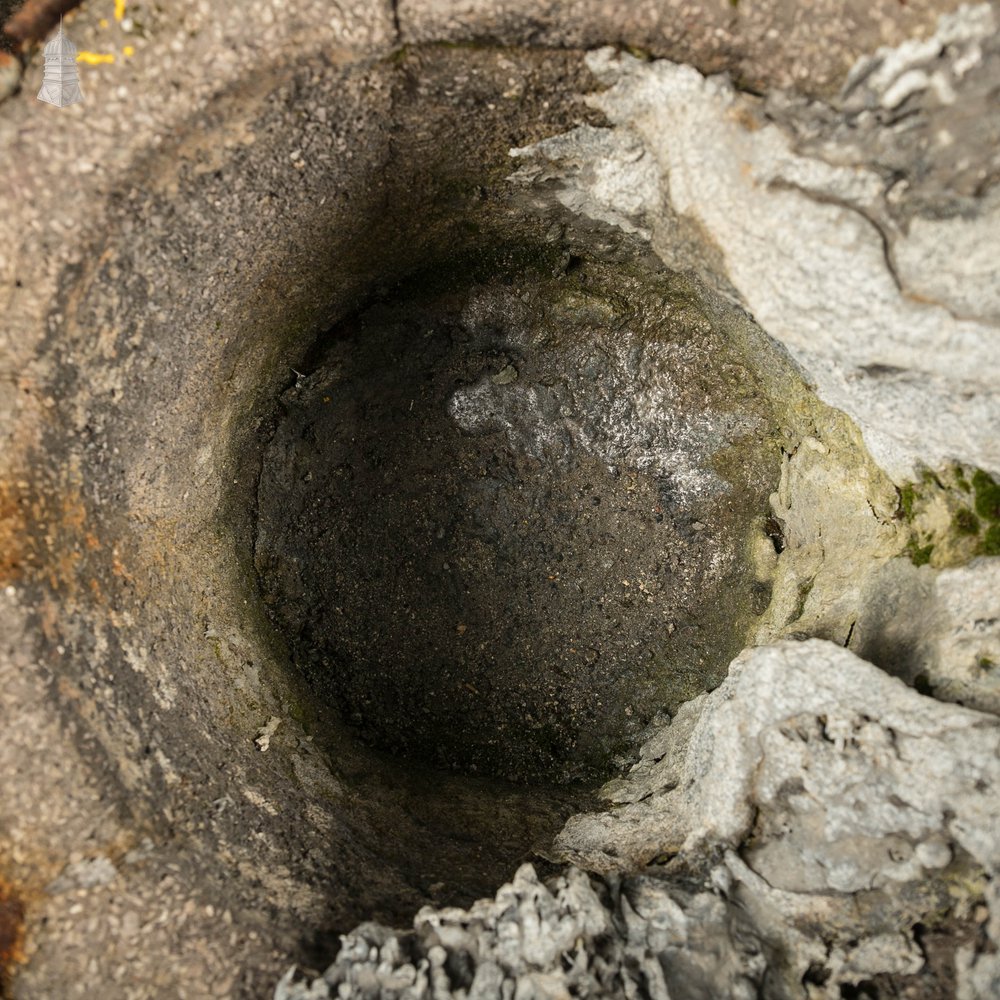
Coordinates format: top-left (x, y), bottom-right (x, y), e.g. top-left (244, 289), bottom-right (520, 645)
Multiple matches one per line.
top-left (15, 43), bottom-right (818, 991)
top-left (255, 251), bottom-right (778, 783)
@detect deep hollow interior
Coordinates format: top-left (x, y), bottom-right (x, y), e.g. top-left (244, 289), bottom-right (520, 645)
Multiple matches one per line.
top-left (26, 45), bottom-right (824, 974)
top-left (255, 251), bottom-right (779, 786)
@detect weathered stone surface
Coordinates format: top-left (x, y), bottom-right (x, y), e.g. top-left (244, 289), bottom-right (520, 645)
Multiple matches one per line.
top-left (555, 641), bottom-right (1000, 870)
top-left (1, 0), bottom-right (997, 996)
top-left (751, 425), bottom-right (903, 646)
top-left (283, 641), bottom-right (1000, 999)
top-left (512, 4), bottom-right (1000, 481)
top-left (278, 7), bottom-right (1000, 979)
top-left (853, 556), bottom-right (1000, 715)
top-left (557, 640), bottom-right (1000, 997)
top-left (0, 7), bottom-right (613, 997)
top-left (253, 257), bottom-right (781, 783)
top-left (399, 0), bottom-right (957, 96)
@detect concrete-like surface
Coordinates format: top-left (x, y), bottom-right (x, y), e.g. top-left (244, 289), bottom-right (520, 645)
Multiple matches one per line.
top-left (1, 1), bottom-right (996, 998)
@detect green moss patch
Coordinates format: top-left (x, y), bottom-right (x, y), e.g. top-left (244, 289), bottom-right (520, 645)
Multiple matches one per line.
top-left (983, 523), bottom-right (1000, 557)
top-left (899, 484), bottom-right (917, 521)
top-left (952, 508), bottom-right (980, 536)
top-left (908, 541), bottom-right (934, 567)
top-left (973, 470), bottom-right (1000, 521)
top-left (897, 464), bottom-right (1000, 568)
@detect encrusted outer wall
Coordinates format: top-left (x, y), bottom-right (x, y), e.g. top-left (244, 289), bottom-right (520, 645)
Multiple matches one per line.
top-left (0, 1), bottom-right (996, 998)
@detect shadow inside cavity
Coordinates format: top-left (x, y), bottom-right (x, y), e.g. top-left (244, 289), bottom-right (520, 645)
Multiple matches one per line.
top-left (255, 252), bottom-right (772, 793)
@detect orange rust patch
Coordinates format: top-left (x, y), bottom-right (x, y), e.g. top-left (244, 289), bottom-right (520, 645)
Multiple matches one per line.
top-left (0, 878), bottom-right (25, 998)
top-left (0, 458), bottom-right (104, 599)
top-left (0, 482), bottom-right (26, 586)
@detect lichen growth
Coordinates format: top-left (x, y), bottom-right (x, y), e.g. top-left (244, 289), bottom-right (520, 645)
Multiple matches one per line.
top-left (896, 464), bottom-right (1000, 568)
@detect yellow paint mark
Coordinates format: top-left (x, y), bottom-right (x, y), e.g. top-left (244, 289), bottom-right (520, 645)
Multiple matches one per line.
top-left (99, 18), bottom-right (109, 27)
top-left (123, 45), bottom-right (134, 57)
top-left (77, 51), bottom-right (115, 64)
top-left (114, 0), bottom-right (127, 21)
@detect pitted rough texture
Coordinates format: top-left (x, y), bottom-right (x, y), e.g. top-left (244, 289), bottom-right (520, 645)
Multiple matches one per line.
top-left (275, 863), bottom-right (776, 1000)
top-left (398, 0), bottom-right (958, 97)
top-left (0, 33), bottom-right (628, 996)
top-left (254, 261), bottom-right (779, 783)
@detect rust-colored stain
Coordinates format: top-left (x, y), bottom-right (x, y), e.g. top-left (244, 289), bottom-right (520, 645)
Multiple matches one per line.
top-left (3, 0), bottom-right (84, 50)
top-left (0, 453), bottom-right (105, 600)
top-left (0, 482), bottom-right (26, 586)
top-left (0, 879), bottom-right (25, 999)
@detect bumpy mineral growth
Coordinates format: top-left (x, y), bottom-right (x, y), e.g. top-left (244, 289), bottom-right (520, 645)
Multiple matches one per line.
top-left (277, 641), bottom-right (1000, 1000)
